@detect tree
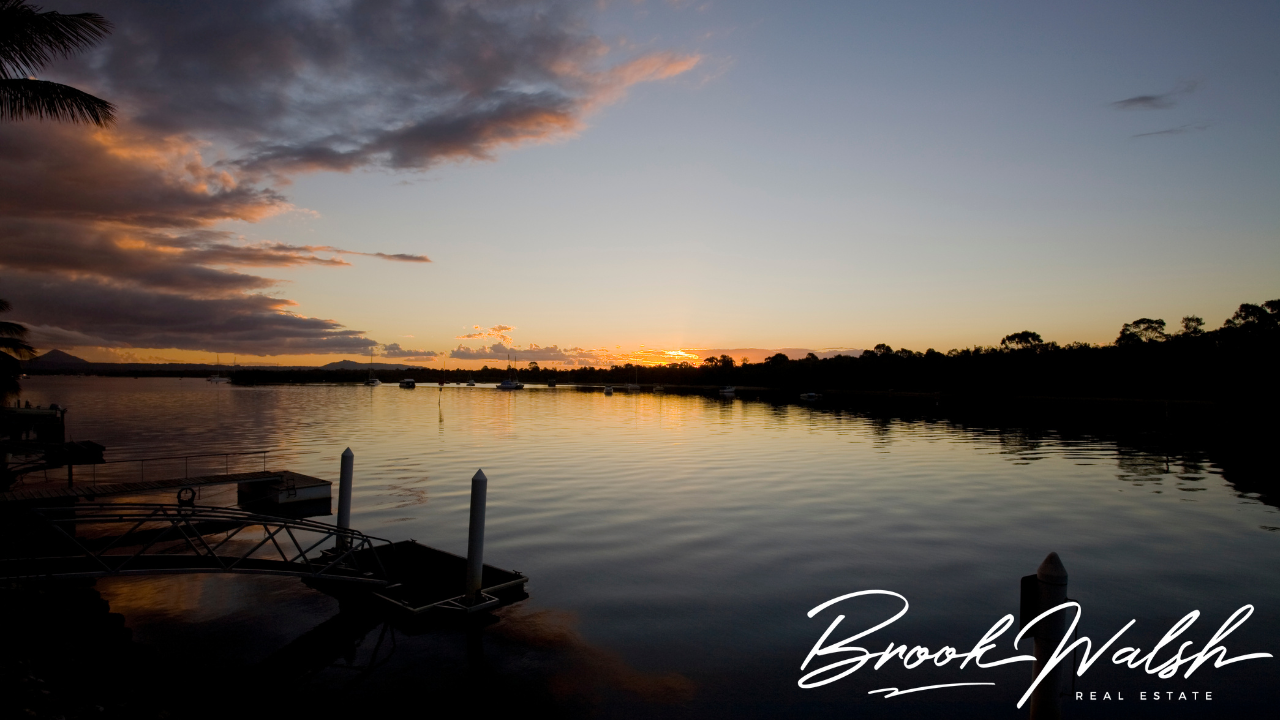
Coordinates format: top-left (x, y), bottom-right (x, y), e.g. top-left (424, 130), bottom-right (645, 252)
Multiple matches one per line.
top-left (872, 343), bottom-right (893, 356)
top-left (527, 361), bottom-right (539, 371)
top-left (766, 352), bottom-right (789, 366)
top-left (0, 0), bottom-right (116, 126)
top-left (1179, 316), bottom-right (1205, 336)
top-left (0, 298), bottom-right (35, 401)
top-left (1115, 318), bottom-right (1167, 346)
top-left (1221, 301), bottom-right (1280, 330)
top-left (999, 330), bottom-right (1043, 350)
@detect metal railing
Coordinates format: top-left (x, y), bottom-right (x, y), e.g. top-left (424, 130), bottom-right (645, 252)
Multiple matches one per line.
top-left (101, 449), bottom-right (273, 481)
top-left (12, 449), bottom-right (320, 488)
top-left (0, 503), bottom-right (391, 584)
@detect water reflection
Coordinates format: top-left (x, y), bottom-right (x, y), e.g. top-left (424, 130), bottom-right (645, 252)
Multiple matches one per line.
top-left (7, 377), bottom-right (1279, 717)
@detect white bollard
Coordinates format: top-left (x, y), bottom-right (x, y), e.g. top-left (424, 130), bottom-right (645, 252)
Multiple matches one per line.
top-left (336, 448), bottom-right (354, 550)
top-left (465, 469), bottom-right (488, 602)
top-left (1029, 552), bottom-right (1068, 720)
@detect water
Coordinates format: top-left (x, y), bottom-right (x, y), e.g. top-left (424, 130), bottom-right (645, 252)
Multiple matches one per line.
top-left (18, 377), bottom-right (1280, 717)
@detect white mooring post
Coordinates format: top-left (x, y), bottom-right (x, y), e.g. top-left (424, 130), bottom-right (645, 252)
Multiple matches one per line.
top-left (465, 468), bottom-right (489, 602)
top-left (336, 448), bottom-right (354, 550)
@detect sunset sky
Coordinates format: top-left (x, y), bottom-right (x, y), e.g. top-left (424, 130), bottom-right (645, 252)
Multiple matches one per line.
top-left (2, 0), bottom-right (1276, 368)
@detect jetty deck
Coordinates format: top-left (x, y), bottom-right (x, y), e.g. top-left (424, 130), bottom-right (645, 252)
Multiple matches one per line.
top-left (352, 540), bottom-right (528, 614)
top-left (0, 470), bottom-right (330, 507)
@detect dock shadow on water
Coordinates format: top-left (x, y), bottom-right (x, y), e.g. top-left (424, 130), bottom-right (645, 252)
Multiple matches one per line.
top-left (2, 574), bottom-right (694, 720)
top-left (260, 601), bottom-right (697, 718)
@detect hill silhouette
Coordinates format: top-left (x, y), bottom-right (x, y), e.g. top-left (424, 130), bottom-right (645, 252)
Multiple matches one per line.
top-left (25, 349), bottom-right (88, 367)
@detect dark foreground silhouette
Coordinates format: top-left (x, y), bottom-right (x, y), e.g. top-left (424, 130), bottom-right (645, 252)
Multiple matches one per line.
top-left (215, 299), bottom-right (1280, 405)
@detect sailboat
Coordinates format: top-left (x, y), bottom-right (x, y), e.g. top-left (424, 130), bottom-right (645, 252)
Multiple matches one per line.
top-left (625, 366), bottom-right (640, 392)
top-left (364, 348), bottom-right (382, 386)
top-left (496, 354), bottom-right (523, 390)
top-left (207, 354), bottom-right (228, 383)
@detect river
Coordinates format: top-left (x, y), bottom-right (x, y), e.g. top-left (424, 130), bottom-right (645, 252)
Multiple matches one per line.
top-left (16, 376), bottom-right (1279, 718)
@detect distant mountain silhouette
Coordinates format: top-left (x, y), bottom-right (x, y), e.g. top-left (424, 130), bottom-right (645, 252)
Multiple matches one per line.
top-left (320, 359), bottom-right (415, 371)
top-left (26, 349), bottom-right (89, 366)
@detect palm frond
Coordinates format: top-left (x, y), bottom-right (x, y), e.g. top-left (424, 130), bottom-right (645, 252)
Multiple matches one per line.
top-left (0, 336), bottom-right (35, 359)
top-left (0, 77), bottom-right (115, 126)
top-left (0, 319), bottom-right (28, 338)
top-left (0, 1), bottom-right (112, 78)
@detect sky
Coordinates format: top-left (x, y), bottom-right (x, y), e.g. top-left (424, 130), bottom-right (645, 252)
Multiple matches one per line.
top-left (2, 0), bottom-right (1277, 368)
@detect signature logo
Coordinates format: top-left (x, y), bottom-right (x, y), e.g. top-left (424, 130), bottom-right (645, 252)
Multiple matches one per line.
top-left (799, 590), bottom-right (1273, 708)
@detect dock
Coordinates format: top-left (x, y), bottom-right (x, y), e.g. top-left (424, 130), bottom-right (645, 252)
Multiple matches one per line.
top-left (0, 470), bottom-right (331, 508)
top-left (345, 540), bottom-right (527, 614)
top-left (0, 456), bottom-right (529, 618)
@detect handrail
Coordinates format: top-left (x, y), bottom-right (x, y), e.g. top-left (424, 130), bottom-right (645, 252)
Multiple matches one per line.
top-left (11, 449), bottom-right (321, 487)
top-left (0, 503), bottom-right (393, 584)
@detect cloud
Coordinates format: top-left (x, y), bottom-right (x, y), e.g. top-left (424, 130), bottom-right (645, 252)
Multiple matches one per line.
top-left (24, 325), bottom-right (126, 350)
top-left (3, 0), bottom-right (696, 354)
top-left (457, 324), bottom-right (517, 344)
top-left (450, 342), bottom-right (598, 363)
top-left (52, 0), bottom-right (700, 176)
top-left (0, 124), bottom-right (404, 352)
top-left (381, 343), bottom-right (439, 359)
top-left (367, 252), bottom-right (431, 263)
top-left (1131, 122), bottom-right (1212, 139)
top-left (4, 272), bottom-right (372, 355)
top-left (1110, 79), bottom-right (1199, 111)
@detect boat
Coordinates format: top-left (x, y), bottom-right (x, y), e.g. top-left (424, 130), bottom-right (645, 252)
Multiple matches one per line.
top-left (719, 386), bottom-right (735, 396)
top-left (466, 376), bottom-right (476, 386)
top-left (496, 354), bottom-right (524, 390)
top-left (799, 392), bottom-right (822, 400)
top-left (625, 368), bottom-right (640, 392)
top-left (653, 385), bottom-right (664, 393)
top-left (547, 378), bottom-right (557, 387)
top-left (207, 354), bottom-right (228, 383)
top-left (399, 378), bottom-right (416, 389)
top-left (364, 348), bottom-right (382, 386)
top-left (604, 385), bottom-right (614, 396)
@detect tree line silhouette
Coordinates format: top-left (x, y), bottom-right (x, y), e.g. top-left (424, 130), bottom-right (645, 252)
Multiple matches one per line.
top-left (225, 298), bottom-right (1280, 405)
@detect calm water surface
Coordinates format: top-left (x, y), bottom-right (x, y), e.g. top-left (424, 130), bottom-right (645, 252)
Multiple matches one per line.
top-left (21, 377), bottom-right (1280, 718)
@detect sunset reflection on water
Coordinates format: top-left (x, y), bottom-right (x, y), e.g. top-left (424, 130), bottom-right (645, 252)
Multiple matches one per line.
top-left (20, 377), bottom-right (1280, 718)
